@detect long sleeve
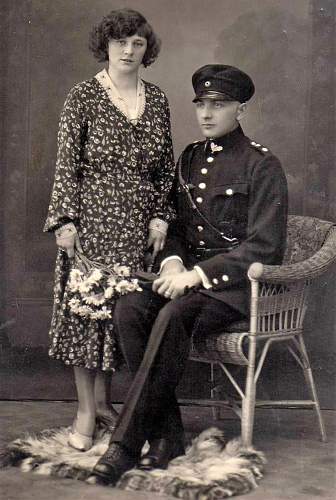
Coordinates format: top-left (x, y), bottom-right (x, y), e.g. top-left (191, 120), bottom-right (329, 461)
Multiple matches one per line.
top-left (44, 86), bottom-right (86, 232)
top-left (157, 216), bottom-right (188, 264)
top-left (197, 156), bottom-right (288, 289)
top-left (150, 95), bottom-right (176, 224)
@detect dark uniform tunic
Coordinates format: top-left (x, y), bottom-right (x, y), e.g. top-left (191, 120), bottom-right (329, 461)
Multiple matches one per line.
top-left (160, 125), bottom-right (288, 315)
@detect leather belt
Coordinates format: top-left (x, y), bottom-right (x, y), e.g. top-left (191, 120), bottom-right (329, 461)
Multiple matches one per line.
top-left (188, 244), bottom-right (240, 260)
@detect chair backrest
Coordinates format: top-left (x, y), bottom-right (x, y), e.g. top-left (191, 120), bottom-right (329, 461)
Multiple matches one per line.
top-left (255, 216), bottom-right (335, 337)
top-left (283, 215), bottom-right (335, 265)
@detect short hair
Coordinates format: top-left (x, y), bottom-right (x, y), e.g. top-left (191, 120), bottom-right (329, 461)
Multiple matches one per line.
top-left (89, 8), bottom-right (161, 67)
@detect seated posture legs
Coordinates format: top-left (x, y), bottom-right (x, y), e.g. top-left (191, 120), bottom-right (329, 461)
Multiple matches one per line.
top-left (92, 288), bottom-right (243, 482)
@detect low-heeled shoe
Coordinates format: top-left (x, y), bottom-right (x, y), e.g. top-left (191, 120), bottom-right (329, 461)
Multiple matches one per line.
top-left (68, 421), bottom-right (93, 452)
top-left (138, 438), bottom-right (185, 470)
top-left (89, 442), bottom-right (139, 485)
top-left (68, 429), bottom-right (93, 452)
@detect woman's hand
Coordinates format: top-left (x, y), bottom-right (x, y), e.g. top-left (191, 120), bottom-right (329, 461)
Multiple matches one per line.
top-left (55, 222), bottom-right (83, 258)
top-left (147, 228), bottom-right (166, 262)
top-left (152, 270), bottom-right (201, 300)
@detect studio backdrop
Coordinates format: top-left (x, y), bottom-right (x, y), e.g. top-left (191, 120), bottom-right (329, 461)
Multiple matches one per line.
top-left (1, 0), bottom-right (335, 405)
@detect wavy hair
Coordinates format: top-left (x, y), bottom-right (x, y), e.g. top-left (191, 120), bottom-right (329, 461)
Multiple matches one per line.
top-left (89, 8), bottom-right (161, 67)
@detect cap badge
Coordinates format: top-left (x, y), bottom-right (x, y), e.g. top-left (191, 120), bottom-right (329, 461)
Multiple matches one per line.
top-left (204, 81), bottom-right (211, 87)
top-left (210, 142), bottom-right (223, 153)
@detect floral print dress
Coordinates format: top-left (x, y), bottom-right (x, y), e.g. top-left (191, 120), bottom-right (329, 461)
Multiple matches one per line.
top-left (44, 69), bottom-right (175, 371)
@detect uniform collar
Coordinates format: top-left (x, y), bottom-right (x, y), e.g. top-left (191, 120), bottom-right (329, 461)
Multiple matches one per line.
top-left (206, 125), bottom-right (245, 151)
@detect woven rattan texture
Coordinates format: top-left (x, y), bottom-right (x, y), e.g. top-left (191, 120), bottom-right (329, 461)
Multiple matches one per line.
top-left (191, 216), bottom-right (336, 365)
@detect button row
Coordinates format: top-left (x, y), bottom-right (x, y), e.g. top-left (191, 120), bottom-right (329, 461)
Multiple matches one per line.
top-left (212, 275), bottom-right (229, 285)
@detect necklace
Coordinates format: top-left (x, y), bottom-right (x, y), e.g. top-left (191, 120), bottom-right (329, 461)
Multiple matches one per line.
top-left (95, 69), bottom-right (146, 123)
top-left (107, 71), bottom-right (144, 123)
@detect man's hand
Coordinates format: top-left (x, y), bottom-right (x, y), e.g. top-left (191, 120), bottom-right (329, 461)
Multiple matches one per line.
top-left (153, 270), bottom-right (202, 300)
top-left (160, 259), bottom-right (185, 277)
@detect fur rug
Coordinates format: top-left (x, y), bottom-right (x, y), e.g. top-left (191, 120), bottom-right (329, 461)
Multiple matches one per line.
top-left (0, 426), bottom-right (266, 498)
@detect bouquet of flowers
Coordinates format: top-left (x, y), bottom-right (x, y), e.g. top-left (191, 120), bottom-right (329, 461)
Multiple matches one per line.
top-left (67, 252), bottom-right (142, 321)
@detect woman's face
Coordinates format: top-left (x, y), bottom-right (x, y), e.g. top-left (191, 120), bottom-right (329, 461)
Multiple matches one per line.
top-left (108, 34), bottom-right (147, 73)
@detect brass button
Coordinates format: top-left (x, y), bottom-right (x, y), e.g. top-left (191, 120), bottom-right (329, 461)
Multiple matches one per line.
top-left (205, 81), bottom-right (211, 87)
top-left (199, 240), bottom-right (205, 246)
top-left (212, 278), bottom-right (219, 285)
top-left (199, 182), bottom-right (206, 189)
top-left (261, 147), bottom-right (268, 152)
top-left (207, 157), bottom-right (214, 163)
top-left (197, 225), bottom-right (204, 232)
top-left (196, 197), bottom-right (203, 203)
top-left (225, 188), bottom-right (233, 196)
top-left (222, 274), bottom-right (229, 282)
top-left (201, 168), bottom-right (208, 174)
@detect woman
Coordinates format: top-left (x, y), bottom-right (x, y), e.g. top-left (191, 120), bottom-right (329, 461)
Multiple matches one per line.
top-left (44, 8), bottom-right (175, 451)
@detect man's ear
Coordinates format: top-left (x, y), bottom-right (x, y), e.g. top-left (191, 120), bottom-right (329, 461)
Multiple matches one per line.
top-left (236, 102), bottom-right (247, 121)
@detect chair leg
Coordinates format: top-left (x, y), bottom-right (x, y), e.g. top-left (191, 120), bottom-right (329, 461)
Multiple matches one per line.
top-left (210, 362), bottom-right (221, 420)
top-left (241, 338), bottom-right (257, 447)
top-left (241, 374), bottom-right (256, 447)
top-left (297, 336), bottom-right (327, 442)
top-left (303, 366), bottom-right (327, 442)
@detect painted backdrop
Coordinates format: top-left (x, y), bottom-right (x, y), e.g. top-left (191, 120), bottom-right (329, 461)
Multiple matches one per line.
top-left (1, 0), bottom-right (335, 405)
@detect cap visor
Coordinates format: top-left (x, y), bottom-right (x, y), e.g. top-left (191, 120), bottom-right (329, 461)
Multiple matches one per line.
top-left (192, 90), bottom-right (236, 103)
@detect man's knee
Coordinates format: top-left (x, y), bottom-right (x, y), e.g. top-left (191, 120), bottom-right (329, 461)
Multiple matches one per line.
top-left (114, 292), bottom-right (141, 318)
top-left (155, 298), bottom-right (184, 323)
top-left (114, 291), bottom-right (148, 323)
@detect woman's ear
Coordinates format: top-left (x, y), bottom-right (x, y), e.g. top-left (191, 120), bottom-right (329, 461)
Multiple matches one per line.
top-left (236, 102), bottom-right (247, 121)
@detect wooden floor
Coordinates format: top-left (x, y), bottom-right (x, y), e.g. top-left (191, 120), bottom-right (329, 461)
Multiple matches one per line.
top-left (0, 401), bottom-right (335, 500)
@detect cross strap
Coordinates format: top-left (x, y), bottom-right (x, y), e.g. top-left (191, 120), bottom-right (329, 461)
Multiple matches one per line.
top-left (177, 146), bottom-right (239, 245)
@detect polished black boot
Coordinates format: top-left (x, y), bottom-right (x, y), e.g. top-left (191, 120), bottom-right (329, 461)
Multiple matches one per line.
top-left (89, 442), bottom-right (140, 485)
top-left (138, 438), bottom-right (185, 470)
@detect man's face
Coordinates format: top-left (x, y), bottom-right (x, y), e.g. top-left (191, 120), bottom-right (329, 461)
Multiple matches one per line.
top-left (195, 98), bottom-right (241, 138)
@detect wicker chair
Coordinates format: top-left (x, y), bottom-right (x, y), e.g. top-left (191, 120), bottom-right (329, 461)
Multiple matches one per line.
top-left (186, 215), bottom-right (336, 446)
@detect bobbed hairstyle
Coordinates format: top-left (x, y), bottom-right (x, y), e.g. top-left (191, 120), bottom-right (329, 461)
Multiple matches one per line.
top-left (89, 8), bottom-right (161, 67)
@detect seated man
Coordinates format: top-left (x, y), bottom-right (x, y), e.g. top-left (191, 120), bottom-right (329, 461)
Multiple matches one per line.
top-left (91, 64), bottom-right (288, 484)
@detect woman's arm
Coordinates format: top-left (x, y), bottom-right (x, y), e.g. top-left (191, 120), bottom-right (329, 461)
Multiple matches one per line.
top-left (147, 94), bottom-right (176, 260)
top-left (44, 85), bottom-right (86, 233)
top-left (150, 94), bottom-right (176, 224)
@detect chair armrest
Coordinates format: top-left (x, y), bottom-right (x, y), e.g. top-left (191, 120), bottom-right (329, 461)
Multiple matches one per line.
top-left (248, 226), bottom-right (336, 283)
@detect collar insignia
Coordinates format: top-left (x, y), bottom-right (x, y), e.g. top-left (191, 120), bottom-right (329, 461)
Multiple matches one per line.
top-left (210, 142), bottom-right (223, 153)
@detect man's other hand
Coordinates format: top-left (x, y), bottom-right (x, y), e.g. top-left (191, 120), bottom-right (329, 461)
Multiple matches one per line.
top-left (152, 270), bottom-right (202, 300)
